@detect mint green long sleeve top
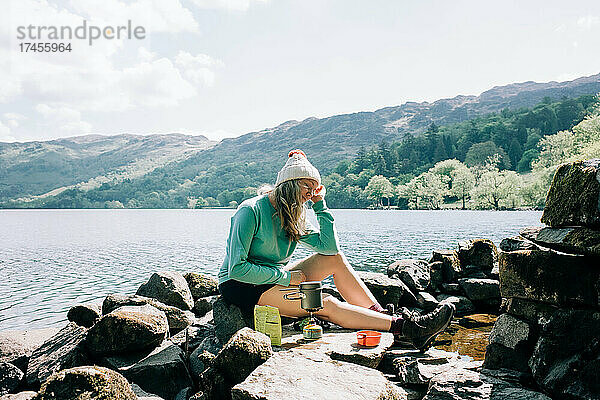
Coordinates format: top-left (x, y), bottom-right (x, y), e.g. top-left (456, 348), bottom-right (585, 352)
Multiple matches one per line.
top-left (218, 194), bottom-right (340, 287)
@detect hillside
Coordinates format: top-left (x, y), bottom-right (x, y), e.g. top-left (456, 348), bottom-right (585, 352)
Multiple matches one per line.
top-left (1, 73), bottom-right (599, 207)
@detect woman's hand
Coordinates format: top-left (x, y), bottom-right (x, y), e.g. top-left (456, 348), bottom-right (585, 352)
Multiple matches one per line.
top-left (310, 185), bottom-right (326, 203)
top-left (289, 270), bottom-right (307, 286)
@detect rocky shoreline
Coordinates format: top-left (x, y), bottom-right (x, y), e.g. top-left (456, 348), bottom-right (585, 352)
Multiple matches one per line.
top-left (2, 159), bottom-right (599, 400)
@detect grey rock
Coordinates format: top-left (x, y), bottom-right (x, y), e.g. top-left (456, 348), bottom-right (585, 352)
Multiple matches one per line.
top-left (541, 159), bottom-right (600, 228)
top-left (458, 278), bottom-right (500, 302)
top-left (212, 297), bottom-right (253, 345)
top-left (0, 329), bottom-right (59, 373)
top-left (280, 330), bottom-right (394, 369)
top-left (86, 304), bottom-right (168, 356)
top-left (189, 348), bottom-right (215, 382)
top-left (520, 225), bottom-right (600, 257)
top-left (430, 249), bottom-right (462, 283)
top-left (440, 283), bottom-right (461, 295)
top-left (423, 368), bottom-right (551, 400)
top-left (170, 324), bottom-right (216, 353)
top-left (387, 259), bottom-right (430, 292)
top-left (435, 294), bottom-right (475, 316)
top-left (26, 323), bottom-right (89, 386)
top-left (184, 273), bottom-right (219, 300)
top-left (35, 366), bottom-right (136, 400)
top-left (499, 249), bottom-right (599, 308)
top-left (529, 308), bottom-right (600, 399)
top-left (103, 294), bottom-right (194, 333)
top-left (67, 303), bottom-right (102, 328)
top-left (502, 298), bottom-right (558, 328)
top-left (198, 366), bottom-right (228, 400)
top-left (457, 239), bottom-right (498, 273)
top-left (231, 350), bottom-right (405, 400)
top-left (0, 363), bottom-right (23, 395)
top-left (192, 296), bottom-right (217, 318)
top-left (428, 261), bottom-right (444, 292)
top-left (0, 391), bottom-right (37, 400)
top-left (212, 327), bottom-right (272, 385)
top-left (103, 340), bottom-right (193, 400)
top-left (483, 314), bottom-right (536, 372)
top-left (416, 291), bottom-right (439, 311)
top-left (499, 236), bottom-right (540, 252)
top-left (131, 383), bottom-right (165, 400)
top-left (358, 271), bottom-right (417, 308)
top-left (137, 271), bottom-right (194, 311)
top-left (196, 334), bottom-right (222, 356)
top-left (174, 387), bottom-right (193, 400)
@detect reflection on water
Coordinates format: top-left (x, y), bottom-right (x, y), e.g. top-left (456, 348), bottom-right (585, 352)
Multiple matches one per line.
top-left (434, 314), bottom-right (498, 360)
top-left (0, 209), bottom-right (541, 331)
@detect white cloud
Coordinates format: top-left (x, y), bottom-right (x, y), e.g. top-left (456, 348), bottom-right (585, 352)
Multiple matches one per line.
top-left (68, 0), bottom-right (199, 33)
top-left (138, 46), bottom-right (157, 62)
top-left (175, 51), bottom-right (223, 86)
top-left (190, 0), bottom-right (268, 12)
top-left (36, 103), bottom-right (92, 135)
top-left (577, 15), bottom-right (600, 30)
top-left (3, 112), bottom-right (26, 128)
top-left (0, 120), bottom-right (16, 142)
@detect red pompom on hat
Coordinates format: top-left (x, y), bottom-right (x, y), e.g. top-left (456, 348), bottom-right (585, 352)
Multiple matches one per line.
top-left (275, 149), bottom-right (321, 186)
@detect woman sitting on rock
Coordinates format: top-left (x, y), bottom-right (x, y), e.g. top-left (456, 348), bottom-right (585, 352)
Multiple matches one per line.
top-left (218, 149), bottom-right (455, 350)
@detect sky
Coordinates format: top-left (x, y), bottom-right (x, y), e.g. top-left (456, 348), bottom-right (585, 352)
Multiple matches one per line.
top-left (1, 0), bottom-right (600, 143)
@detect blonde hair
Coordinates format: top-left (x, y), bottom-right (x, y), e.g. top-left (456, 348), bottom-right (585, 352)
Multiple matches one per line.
top-left (259, 180), bottom-right (307, 242)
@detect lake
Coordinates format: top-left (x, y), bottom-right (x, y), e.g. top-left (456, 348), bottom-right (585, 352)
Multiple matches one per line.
top-left (0, 208), bottom-right (542, 331)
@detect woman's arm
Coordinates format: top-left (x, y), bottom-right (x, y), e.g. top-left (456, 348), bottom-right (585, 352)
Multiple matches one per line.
top-left (225, 206), bottom-right (292, 286)
top-left (298, 198), bottom-right (340, 255)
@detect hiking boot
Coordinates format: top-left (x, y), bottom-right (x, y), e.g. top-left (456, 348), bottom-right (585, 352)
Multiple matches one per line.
top-left (394, 302), bottom-right (455, 351)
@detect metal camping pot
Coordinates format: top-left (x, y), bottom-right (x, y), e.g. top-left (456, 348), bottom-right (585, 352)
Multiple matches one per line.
top-left (281, 281), bottom-right (323, 311)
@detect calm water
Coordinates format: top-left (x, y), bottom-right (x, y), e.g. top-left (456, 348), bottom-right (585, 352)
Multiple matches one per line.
top-left (0, 209), bottom-right (542, 331)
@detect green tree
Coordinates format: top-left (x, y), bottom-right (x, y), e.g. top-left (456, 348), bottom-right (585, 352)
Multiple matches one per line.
top-left (450, 165), bottom-right (475, 209)
top-left (465, 141), bottom-right (511, 169)
top-left (471, 168), bottom-right (522, 210)
top-left (365, 175), bottom-right (395, 207)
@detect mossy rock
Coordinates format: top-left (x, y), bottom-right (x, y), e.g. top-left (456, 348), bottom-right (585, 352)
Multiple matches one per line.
top-left (34, 366), bottom-right (136, 400)
top-left (541, 159), bottom-right (600, 228)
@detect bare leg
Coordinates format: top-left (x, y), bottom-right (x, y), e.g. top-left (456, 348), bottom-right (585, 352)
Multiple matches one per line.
top-left (258, 289), bottom-right (392, 331)
top-left (285, 252), bottom-right (379, 308)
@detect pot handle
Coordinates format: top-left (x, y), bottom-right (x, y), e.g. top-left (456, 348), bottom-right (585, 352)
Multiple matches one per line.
top-left (280, 288), bottom-right (306, 301)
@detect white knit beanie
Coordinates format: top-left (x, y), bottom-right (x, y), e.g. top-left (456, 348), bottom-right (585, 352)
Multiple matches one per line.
top-left (275, 150), bottom-right (321, 187)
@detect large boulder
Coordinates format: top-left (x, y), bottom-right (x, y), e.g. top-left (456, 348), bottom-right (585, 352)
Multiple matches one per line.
top-left (184, 273), bottom-right (219, 300)
top-left (483, 314), bottom-right (536, 372)
top-left (136, 272), bottom-right (194, 311)
top-left (170, 323), bottom-right (217, 353)
top-left (0, 363), bottom-right (24, 395)
top-left (212, 297), bottom-right (253, 345)
top-left (423, 368), bottom-right (551, 400)
top-left (67, 303), bottom-right (102, 329)
top-left (520, 226), bottom-right (600, 257)
top-left (85, 305), bottom-right (168, 356)
top-left (529, 308), bottom-right (600, 400)
top-left (429, 250), bottom-right (461, 283)
top-left (541, 159), bottom-right (600, 228)
top-left (189, 348), bottom-right (215, 382)
top-left (457, 239), bottom-right (498, 273)
top-left (357, 271), bottom-right (417, 308)
top-left (34, 366), bottom-right (136, 400)
top-left (0, 329), bottom-right (60, 373)
top-left (458, 278), bottom-right (500, 302)
top-left (499, 249), bottom-right (599, 308)
top-left (387, 259), bottom-right (430, 293)
top-left (102, 341), bottom-right (193, 400)
top-left (280, 331), bottom-right (394, 369)
top-left (26, 323), bottom-right (89, 386)
top-left (211, 328), bottom-right (272, 385)
top-left (231, 350), bottom-right (405, 400)
top-left (103, 294), bottom-right (194, 333)
top-left (428, 261), bottom-right (444, 292)
top-left (1, 391), bottom-right (37, 399)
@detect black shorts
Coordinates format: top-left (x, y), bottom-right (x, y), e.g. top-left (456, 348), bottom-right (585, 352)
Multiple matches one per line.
top-left (218, 279), bottom-right (277, 313)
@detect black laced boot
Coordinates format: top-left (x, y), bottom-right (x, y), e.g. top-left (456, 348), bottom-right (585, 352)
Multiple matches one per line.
top-left (393, 302), bottom-right (455, 351)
